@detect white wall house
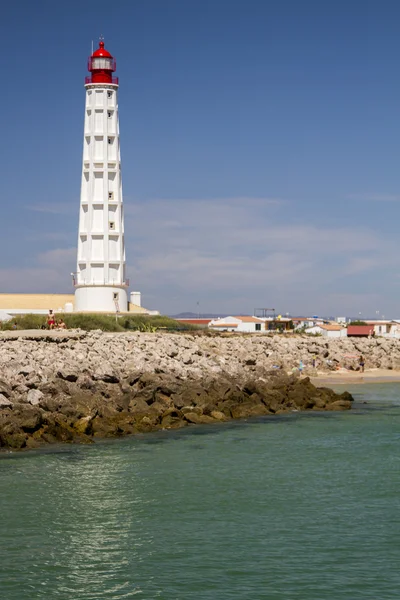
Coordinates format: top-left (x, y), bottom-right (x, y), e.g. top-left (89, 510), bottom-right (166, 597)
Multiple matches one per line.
top-left (305, 324), bottom-right (347, 338)
top-left (208, 316), bottom-right (265, 333)
top-left (262, 317), bottom-right (292, 331)
top-left (292, 317), bottom-right (325, 330)
top-left (364, 320), bottom-right (399, 337)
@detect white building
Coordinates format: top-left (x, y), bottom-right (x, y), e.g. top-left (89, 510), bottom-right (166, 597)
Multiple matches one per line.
top-left (208, 316), bottom-right (265, 332)
top-left (364, 320), bottom-right (399, 337)
top-left (74, 40), bottom-right (131, 313)
top-left (292, 317), bottom-right (325, 330)
top-left (262, 317), bottom-right (292, 331)
top-left (305, 324), bottom-right (347, 338)
top-left (0, 310), bottom-right (12, 322)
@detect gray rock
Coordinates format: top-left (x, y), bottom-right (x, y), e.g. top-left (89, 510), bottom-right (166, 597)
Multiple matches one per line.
top-left (0, 380), bottom-right (12, 398)
top-left (19, 365), bottom-right (35, 376)
top-left (0, 393), bottom-right (13, 408)
top-left (27, 389), bottom-right (44, 406)
top-left (57, 369), bottom-right (79, 383)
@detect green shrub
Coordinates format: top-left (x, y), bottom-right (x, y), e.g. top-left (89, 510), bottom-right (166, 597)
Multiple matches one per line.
top-left (8, 314), bottom-right (47, 330)
top-left (120, 315), bottom-right (199, 331)
top-left (0, 320), bottom-right (16, 331)
top-left (61, 314), bottom-right (124, 331)
top-left (2, 313), bottom-right (199, 333)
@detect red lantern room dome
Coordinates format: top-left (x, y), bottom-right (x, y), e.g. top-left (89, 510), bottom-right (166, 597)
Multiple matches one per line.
top-left (92, 40), bottom-right (112, 59)
top-left (85, 39), bottom-right (118, 86)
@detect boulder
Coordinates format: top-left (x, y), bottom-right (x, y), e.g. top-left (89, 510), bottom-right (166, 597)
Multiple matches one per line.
top-left (326, 400), bottom-right (352, 411)
top-left (0, 380), bottom-right (12, 399)
top-left (183, 412), bottom-right (216, 425)
top-left (27, 389), bottom-right (44, 406)
top-left (74, 415), bottom-right (94, 435)
top-left (57, 368), bottom-right (79, 383)
top-left (19, 365), bottom-right (36, 377)
top-left (230, 402), bottom-right (270, 419)
top-left (13, 405), bottom-right (43, 433)
top-left (0, 394), bottom-right (13, 409)
top-left (210, 410), bottom-right (228, 421)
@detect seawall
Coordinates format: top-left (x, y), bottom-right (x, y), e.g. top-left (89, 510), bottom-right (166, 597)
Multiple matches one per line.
top-left (0, 330), bottom-right (369, 449)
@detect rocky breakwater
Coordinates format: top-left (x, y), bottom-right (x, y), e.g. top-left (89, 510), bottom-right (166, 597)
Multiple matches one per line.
top-left (0, 331), bottom-right (354, 450)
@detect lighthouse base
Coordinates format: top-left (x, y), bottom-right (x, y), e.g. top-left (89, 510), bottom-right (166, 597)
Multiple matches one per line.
top-left (74, 286), bottom-right (128, 313)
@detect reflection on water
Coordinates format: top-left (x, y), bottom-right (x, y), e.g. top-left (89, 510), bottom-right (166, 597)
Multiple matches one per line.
top-left (1, 383), bottom-right (400, 599)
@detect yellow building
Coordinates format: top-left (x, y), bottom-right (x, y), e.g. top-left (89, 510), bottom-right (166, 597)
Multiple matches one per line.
top-left (0, 294), bottom-right (152, 316)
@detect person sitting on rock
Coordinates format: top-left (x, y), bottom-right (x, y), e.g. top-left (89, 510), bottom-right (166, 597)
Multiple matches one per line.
top-left (58, 319), bottom-right (67, 330)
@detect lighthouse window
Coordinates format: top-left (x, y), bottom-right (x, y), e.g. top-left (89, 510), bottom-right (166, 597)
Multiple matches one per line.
top-left (107, 111), bottom-right (112, 118)
top-left (107, 91), bottom-right (113, 98)
top-left (109, 221), bottom-right (115, 230)
top-left (108, 137), bottom-right (113, 145)
top-left (108, 192), bottom-right (114, 200)
top-left (92, 57), bottom-right (112, 70)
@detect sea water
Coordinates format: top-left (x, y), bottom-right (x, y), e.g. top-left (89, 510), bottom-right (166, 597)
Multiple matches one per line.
top-left (0, 383), bottom-right (399, 599)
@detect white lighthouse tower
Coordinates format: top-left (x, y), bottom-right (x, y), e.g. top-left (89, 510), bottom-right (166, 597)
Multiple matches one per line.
top-left (74, 39), bottom-right (128, 312)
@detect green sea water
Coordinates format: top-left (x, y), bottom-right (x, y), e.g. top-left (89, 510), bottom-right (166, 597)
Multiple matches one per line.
top-left (1, 383), bottom-right (399, 599)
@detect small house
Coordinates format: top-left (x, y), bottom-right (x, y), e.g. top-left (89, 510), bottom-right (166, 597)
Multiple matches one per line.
top-left (364, 320), bottom-right (397, 337)
top-left (208, 316), bottom-right (265, 333)
top-left (305, 324), bottom-right (347, 338)
top-left (347, 325), bottom-right (374, 338)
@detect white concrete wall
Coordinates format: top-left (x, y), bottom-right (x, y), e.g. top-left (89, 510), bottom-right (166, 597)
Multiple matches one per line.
top-left (75, 286), bottom-right (127, 313)
top-left (208, 317), bottom-right (264, 333)
top-left (373, 324), bottom-right (390, 335)
top-left (306, 326), bottom-right (347, 337)
top-left (130, 291), bottom-right (141, 307)
top-left (236, 322), bottom-right (264, 332)
top-left (305, 326), bottom-right (323, 335)
top-left (75, 83), bottom-right (127, 312)
top-left (325, 329), bottom-right (345, 338)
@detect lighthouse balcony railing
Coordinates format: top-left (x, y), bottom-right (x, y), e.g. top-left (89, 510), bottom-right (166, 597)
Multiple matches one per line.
top-left (85, 76), bottom-right (119, 85)
top-left (72, 277), bottom-right (129, 288)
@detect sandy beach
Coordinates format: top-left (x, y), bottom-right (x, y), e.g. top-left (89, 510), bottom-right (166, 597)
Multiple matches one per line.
top-left (310, 368), bottom-right (400, 386)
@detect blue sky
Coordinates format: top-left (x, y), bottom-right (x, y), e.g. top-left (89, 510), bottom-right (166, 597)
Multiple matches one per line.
top-left (1, 0), bottom-right (400, 317)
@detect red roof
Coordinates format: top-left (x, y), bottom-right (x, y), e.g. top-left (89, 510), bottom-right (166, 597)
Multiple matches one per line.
top-left (176, 319), bottom-right (211, 325)
top-left (92, 40), bottom-right (113, 58)
top-left (347, 325), bottom-right (374, 336)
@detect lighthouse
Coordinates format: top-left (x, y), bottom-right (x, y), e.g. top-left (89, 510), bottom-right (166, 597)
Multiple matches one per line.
top-left (74, 39), bottom-right (128, 313)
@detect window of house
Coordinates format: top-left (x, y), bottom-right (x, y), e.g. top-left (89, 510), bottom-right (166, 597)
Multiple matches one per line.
top-left (255, 323), bottom-right (261, 331)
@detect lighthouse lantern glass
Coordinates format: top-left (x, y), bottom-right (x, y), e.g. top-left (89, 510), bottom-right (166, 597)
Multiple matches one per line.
top-left (92, 57), bottom-right (113, 70)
